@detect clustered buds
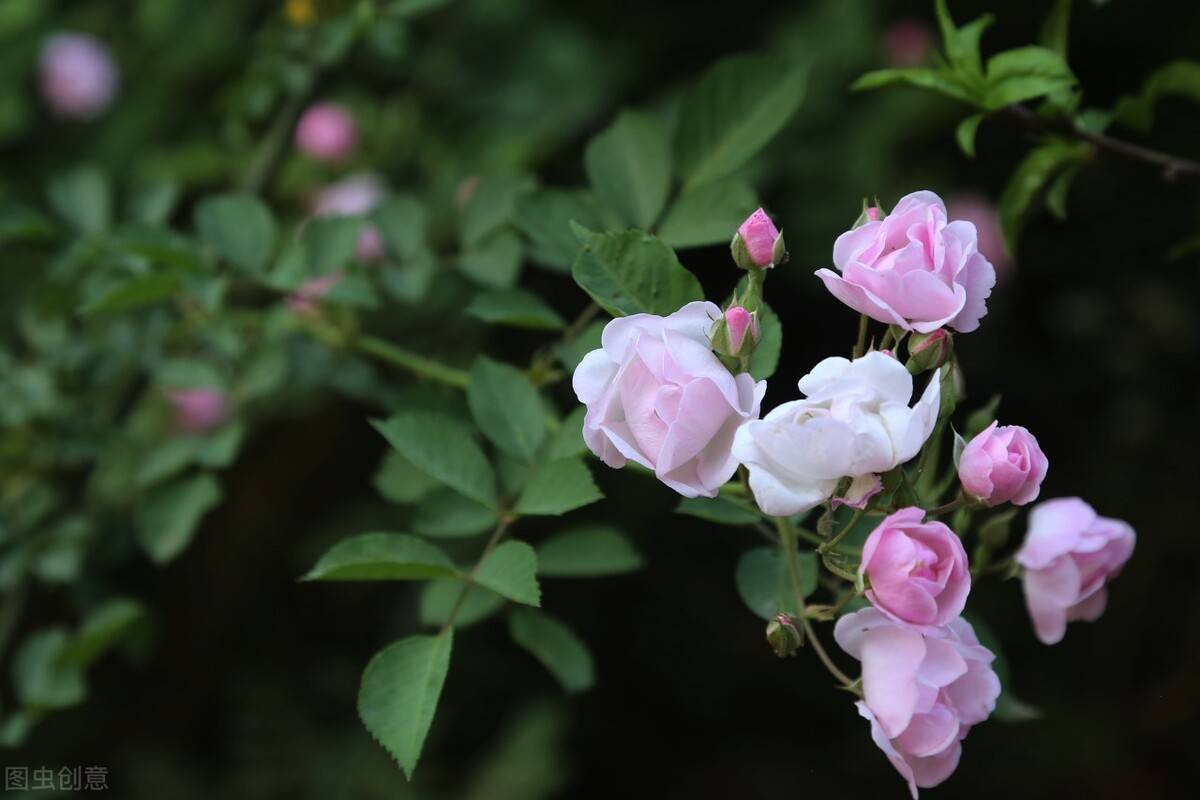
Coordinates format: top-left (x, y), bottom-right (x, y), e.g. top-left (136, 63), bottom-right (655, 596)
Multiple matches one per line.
top-left (731, 208), bottom-right (786, 270)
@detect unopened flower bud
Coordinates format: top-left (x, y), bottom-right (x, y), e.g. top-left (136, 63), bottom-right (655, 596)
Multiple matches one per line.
top-left (39, 33), bottom-right (118, 121)
top-left (766, 613), bottom-right (803, 658)
top-left (165, 388), bottom-right (228, 434)
top-left (731, 208), bottom-right (784, 269)
top-left (905, 328), bottom-right (953, 374)
top-left (850, 202), bottom-right (883, 230)
top-left (710, 306), bottom-right (760, 361)
top-left (295, 102), bottom-right (357, 161)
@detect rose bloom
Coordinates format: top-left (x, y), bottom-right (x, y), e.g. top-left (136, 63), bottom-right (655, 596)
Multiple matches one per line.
top-left (958, 422), bottom-right (1048, 506)
top-left (165, 388), bottom-right (228, 434)
top-left (815, 190), bottom-right (996, 333)
top-left (1015, 497), bottom-right (1135, 644)
top-left (731, 351), bottom-right (940, 516)
top-left (312, 174), bottom-right (386, 262)
top-left (39, 33), bottom-right (118, 120)
top-left (836, 608), bottom-right (1000, 798)
top-left (860, 507), bottom-right (970, 628)
top-left (294, 102), bottom-right (357, 161)
top-left (572, 301), bottom-right (765, 498)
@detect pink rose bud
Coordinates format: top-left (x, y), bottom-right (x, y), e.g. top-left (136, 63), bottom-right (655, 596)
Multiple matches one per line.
top-left (1015, 498), bottom-right (1135, 645)
top-left (835, 608), bottom-right (1000, 798)
top-left (860, 507), bottom-right (970, 629)
top-left (905, 328), bottom-right (953, 374)
top-left (294, 102), bottom-right (357, 161)
top-left (731, 208), bottom-right (784, 269)
top-left (39, 33), bottom-right (118, 120)
top-left (165, 388), bottom-right (228, 434)
top-left (725, 306), bottom-right (758, 352)
top-left (287, 272), bottom-right (343, 316)
top-left (884, 20), bottom-right (934, 68)
top-left (572, 301), bottom-right (765, 498)
top-left (947, 193), bottom-right (1010, 280)
top-left (311, 174), bottom-right (386, 263)
top-left (817, 191), bottom-right (996, 334)
top-left (958, 422), bottom-right (1048, 507)
top-left (866, 205), bottom-right (881, 221)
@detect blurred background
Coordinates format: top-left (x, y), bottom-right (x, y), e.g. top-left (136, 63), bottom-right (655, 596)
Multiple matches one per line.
top-left (2, 0), bottom-right (1198, 797)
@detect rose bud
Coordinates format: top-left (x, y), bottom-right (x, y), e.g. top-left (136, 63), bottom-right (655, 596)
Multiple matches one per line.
top-left (165, 388), bottom-right (228, 434)
top-left (711, 305), bottom-right (760, 361)
top-left (766, 613), bottom-right (803, 658)
top-left (859, 507), bottom-right (970, 629)
top-left (731, 208), bottom-right (785, 269)
top-left (905, 329), bottom-right (953, 374)
top-left (294, 102), bottom-right (357, 161)
top-left (39, 33), bottom-right (118, 121)
top-left (1015, 498), bottom-right (1135, 645)
top-left (957, 422), bottom-right (1048, 507)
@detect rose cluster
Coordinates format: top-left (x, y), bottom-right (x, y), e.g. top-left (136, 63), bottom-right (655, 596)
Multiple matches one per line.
top-left (572, 190), bottom-right (1136, 795)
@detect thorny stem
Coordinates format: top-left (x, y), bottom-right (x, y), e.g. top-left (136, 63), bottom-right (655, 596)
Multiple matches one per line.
top-left (354, 334), bottom-right (470, 389)
top-left (926, 494), bottom-right (965, 518)
top-left (440, 516), bottom-right (513, 634)
top-left (853, 314), bottom-right (870, 358)
top-left (1005, 104), bottom-right (1200, 182)
top-left (776, 517), bottom-right (857, 689)
top-left (819, 508), bottom-right (865, 555)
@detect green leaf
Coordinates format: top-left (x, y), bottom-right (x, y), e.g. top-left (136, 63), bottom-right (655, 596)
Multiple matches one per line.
top-left (373, 449), bottom-right (441, 504)
top-left (851, 68), bottom-right (978, 105)
top-left (1045, 162), bottom-right (1081, 220)
top-left (305, 216), bottom-right (362, 274)
top-left (515, 458), bottom-right (602, 516)
top-left (998, 139), bottom-right (1090, 255)
top-left (508, 608), bottom-right (594, 693)
top-left (1039, 0), bottom-right (1072, 58)
top-left (983, 46), bottom-right (1076, 110)
top-left (460, 175), bottom-right (534, 247)
top-left (379, 248), bottom-right (437, 302)
top-left (79, 271), bottom-right (181, 316)
top-left (373, 412), bottom-right (497, 508)
top-left (358, 631), bottom-right (453, 778)
top-left (554, 320), bottom-right (605, 372)
top-left (749, 301), bottom-right (781, 381)
top-left (458, 230), bottom-right (523, 288)
top-left (468, 357), bottom-right (547, 462)
top-left (734, 546), bottom-right (817, 620)
top-left (1113, 59), bottom-right (1200, 132)
top-left (466, 288), bottom-right (565, 331)
top-left (136, 473), bottom-right (223, 564)
top-left (513, 189), bottom-right (606, 272)
top-left (413, 489), bottom-right (498, 538)
top-left (571, 230), bottom-right (702, 318)
top-left (676, 496), bottom-right (759, 526)
top-left (47, 165), bottom-right (111, 234)
top-left (584, 110), bottom-right (671, 229)
top-left (536, 525), bottom-right (644, 577)
top-left (303, 532), bottom-right (458, 581)
top-left (13, 629), bottom-right (85, 710)
top-left (675, 53), bottom-right (807, 189)
top-left (657, 177), bottom-right (758, 249)
top-left (933, 0), bottom-right (993, 81)
top-left (965, 394), bottom-right (1002, 437)
top-left (373, 195), bottom-right (426, 260)
top-left (956, 113), bottom-right (984, 158)
top-left (419, 581), bottom-right (504, 629)
top-left (64, 598), bottom-right (147, 669)
top-left (194, 193), bottom-right (276, 274)
top-left (475, 541), bottom-right (541, 606)
top-left (545, 406), bottom-right (587, 460)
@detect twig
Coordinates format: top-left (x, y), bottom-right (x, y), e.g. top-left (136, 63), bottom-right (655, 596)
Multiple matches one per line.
top-left (354, 334), bottom-right (470, 389)
top-left (440, 517), bottom-right (512, 634)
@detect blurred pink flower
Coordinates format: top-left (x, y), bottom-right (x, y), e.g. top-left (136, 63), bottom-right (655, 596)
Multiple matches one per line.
top-left (295, 102), bottom-right (357, 161)
top-left (165, 388), bottom-right (228, 434)
top-left (312, 174), bottom-right (386, 262)
top-left (287, 272), bottom-right (343, 316)
top-left (39, 33), bottom-right (118, 120)
top-left (947, 194), bottom-right (1010, 279)
top-left (884, 20), bottom-right (935, 68)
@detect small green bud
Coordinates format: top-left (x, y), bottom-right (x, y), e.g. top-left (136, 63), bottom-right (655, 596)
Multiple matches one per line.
top-left (905, 329), bottom-right (953, 374)
top-left (766, 613), bottom-right (803, 657)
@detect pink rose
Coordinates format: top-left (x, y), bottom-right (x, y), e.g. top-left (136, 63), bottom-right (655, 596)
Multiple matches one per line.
top-left (1015, 498), bottom-right (1135, 644)
top-left (736, 208), bottom-right (782, 268)
top-left (946, 194), bottom-right (1010, 279)
top-left (958, 422), bottom-right (1048, 507)
top-left (295, 102), bottom-right (357, 161)
top-left (311, 174), bottom-right (386, 263)
top-left (815, 191), bottom-right (996, 333)
top-left (572, 301), bottom-right (765, 498)
top-left (165, 388), bottom-right (228, 434)
top-left (835, 608), bottom-right (1000, 798)
top-left (39, 33), bottom-right (118, 120)
top-left (860, 507), bottom-right (970, 628)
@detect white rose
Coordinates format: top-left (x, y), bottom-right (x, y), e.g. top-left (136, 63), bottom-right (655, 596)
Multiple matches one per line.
top-left (731, 351), bottom-right (941, 516)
